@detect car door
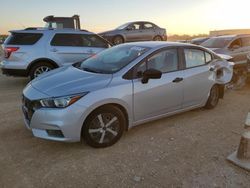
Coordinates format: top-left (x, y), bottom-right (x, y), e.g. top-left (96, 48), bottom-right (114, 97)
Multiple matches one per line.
top-left (124, 23), bottom-right (144, 42)
top-left (182, 48), bottom-right (215, 108)
top-left (48, 33), bottom-right (108, 65)
top-left (132, 48), bottom-right (184, 122)
top-left (141, 22), bottom-right (156, 41)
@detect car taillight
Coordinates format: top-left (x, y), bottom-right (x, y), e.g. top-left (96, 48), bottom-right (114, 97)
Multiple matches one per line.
top-left (4, 47), bottom-right (19, 58)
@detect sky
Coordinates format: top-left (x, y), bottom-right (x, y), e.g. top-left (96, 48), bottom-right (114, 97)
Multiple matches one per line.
top-left (0, 0), bottom-right (250, 35)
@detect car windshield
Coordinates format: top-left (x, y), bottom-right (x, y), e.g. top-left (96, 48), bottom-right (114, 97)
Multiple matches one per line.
top-left (78, 44), bottom-right (150, 74)
top-left (201, 37), bottom-right (233, 48)
top-left (115, 23), bottom-right (130, 30)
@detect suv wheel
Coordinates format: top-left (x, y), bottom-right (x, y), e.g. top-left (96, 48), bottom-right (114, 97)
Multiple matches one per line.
top-left (83, 105), bottom-right (126, 148)
top-left (29, 62), bottom-right (55, 80)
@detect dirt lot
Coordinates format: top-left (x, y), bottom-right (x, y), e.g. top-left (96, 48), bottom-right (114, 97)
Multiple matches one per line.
top-left (0, 73), bottom-right (250, 188)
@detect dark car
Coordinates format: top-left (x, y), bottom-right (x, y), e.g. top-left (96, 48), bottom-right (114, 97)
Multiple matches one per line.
top-left (99, 21), bottom-right (167, 45)
top-left (190, 37), bottom-right (210, 45)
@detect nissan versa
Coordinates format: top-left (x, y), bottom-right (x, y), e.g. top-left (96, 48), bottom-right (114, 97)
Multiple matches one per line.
top-left (22, 42), bottom-right (234, 148)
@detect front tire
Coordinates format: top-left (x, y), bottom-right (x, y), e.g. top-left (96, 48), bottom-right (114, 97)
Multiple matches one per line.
top-left (83, 105), bottom-right (126, 148)
top-left (29, 62), bottom-right (55, 80)
top-left (204, 85), bottom-right (220, 109)
top-left (113, 36), bottom-right (124, 45)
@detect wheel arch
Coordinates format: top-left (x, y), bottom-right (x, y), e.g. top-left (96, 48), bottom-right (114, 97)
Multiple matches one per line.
top-left (113, 34), bottom-right (125, 43)
top-left (80, 102), bottom-right (131, 139)
top-left (27, 58), bottom-right (59, 74)
top-left (153, 35), bottom-right (163, 41)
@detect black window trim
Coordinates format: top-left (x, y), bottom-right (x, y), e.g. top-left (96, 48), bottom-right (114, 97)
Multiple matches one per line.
top-left (50, 33), bottom-right (110, 48)
top-left (123, 47), bottom-right (183, 80)
top-left (7, 32), bottom-right (43, 46)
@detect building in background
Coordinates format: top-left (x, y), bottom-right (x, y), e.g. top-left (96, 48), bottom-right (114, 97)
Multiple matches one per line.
top-left (210, 29), bottom-right (250, 36)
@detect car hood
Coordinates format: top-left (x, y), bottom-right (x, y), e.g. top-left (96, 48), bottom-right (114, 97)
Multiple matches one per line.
top-left (31, 66), bottom-right (112, 97)
top-left (207, 48), bottom-right (228, 55)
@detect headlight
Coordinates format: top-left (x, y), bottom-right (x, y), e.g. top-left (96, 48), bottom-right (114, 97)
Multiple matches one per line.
top-left (39, 93), bottom-right (88, 108)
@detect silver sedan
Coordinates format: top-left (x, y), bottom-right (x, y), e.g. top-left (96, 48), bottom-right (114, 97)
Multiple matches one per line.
top-left (99, 21), bottom-right (167, 45)
top-left (22, 42), bottom-right (234, 148)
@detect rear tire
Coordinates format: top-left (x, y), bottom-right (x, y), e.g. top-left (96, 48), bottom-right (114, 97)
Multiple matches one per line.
top-left (153, 35), bottom-right (163, 41)
top-left (204, 85), bottom-right (220, 109)
top-left (29, 62), bottom-right (55, 80)
top-left (83, 105), bottom-right (126, 148)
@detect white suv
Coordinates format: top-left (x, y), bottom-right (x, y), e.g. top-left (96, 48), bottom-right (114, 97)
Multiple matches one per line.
top-left (1, 28), bottom-right (111, 79)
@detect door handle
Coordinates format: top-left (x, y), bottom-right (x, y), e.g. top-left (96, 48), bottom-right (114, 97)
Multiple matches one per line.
top-left (87, 50), bottom-right (94, 54)
top-left (50, 48), bottom-right (58, 52)
top-left (172, 77), bottom-right (183, 83)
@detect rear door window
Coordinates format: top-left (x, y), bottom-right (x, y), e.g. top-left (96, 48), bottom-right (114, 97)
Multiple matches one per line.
top-left (7, 33), bottom-right (43, 45)
top-left (184, 49), bottom-right (207, 68)
top-left (143, 23), bottom-right (154, 29)
top-left (51, 34), bottom-right (109, 48)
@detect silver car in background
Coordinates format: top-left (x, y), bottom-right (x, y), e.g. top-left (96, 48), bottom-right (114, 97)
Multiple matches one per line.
top-left (99, 21), bottom-right (167, 45)
top-left (22, 42), bottom-right (233, 148)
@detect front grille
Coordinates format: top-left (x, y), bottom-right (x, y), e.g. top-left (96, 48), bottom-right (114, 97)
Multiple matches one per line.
top-left (22, 95), bottom-right (35, 122)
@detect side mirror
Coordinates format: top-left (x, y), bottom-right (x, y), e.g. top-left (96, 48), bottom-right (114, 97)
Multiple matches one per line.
top-left (141, 69), bottom-right (162, 84)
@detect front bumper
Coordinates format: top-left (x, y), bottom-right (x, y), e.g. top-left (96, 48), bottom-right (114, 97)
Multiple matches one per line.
top-left (22, 85), bottom-right (89, 142)
top-left (22, 102), bottom-right (88, 142)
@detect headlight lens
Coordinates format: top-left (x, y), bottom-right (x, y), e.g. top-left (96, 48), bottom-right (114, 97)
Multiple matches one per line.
top-left (39, 93), bottom-right (88, 108)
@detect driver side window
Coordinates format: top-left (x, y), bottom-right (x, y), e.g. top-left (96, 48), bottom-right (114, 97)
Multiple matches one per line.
top-left (128, 23), bottom-right (141, 30)
top-left (136, 49), bottom-right (179, 77)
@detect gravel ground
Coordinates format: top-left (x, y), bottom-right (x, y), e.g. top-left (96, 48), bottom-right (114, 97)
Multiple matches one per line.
top-left (0, 74), bottom-right (249, 188)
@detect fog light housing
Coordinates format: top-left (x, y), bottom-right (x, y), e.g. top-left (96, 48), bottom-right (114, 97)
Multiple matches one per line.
top-left (46, 130), bottom-right (64, 138)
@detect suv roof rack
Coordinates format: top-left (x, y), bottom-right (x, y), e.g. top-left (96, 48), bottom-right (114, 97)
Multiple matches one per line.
top-left (25, 27), bottom-right (54, 30)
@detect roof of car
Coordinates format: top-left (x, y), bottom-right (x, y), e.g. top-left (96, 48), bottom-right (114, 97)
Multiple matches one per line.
top-left (211, 34), bottom-right (250, 39)
top-left (9, 28), bottom-right (93, 35)
top-left (121, 41), bottom-right (198, 48)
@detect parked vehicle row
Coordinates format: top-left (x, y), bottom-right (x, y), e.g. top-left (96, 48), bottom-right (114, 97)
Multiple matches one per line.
top-left (22, 42), bottom-right (234, 148)
top-left (0, 21), bottom-right (239, 148)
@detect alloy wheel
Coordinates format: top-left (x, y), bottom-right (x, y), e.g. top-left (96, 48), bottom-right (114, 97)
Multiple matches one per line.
top-left (34, 66), bottom-right (52, 78)
top-left (88, 113), bottom-right (120, 144)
